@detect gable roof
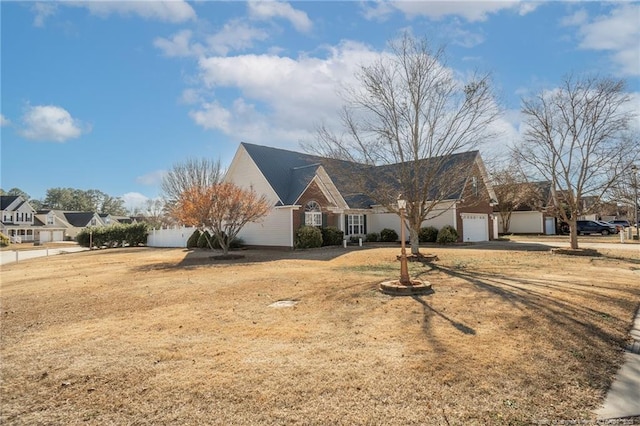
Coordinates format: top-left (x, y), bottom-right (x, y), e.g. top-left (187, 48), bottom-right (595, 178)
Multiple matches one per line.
top-left (0, 195), bottom-right (20, 210)
top-left (63, 212), bottom-right (98, 227)
top-left (240, 142), bottom-right (484, 209)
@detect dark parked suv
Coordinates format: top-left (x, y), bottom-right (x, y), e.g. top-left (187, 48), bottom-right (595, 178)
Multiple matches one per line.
top-left (576, 220), bottom-right (617, 235)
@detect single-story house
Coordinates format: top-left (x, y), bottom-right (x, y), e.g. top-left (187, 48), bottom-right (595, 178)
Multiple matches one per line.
top-left (494, 181), bottom-right (558, 235)
top-left (224, 143), bottom-right (498, 249)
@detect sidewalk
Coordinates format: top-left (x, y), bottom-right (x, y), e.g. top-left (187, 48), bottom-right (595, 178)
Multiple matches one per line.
top-left (596, 307), bottom-right (640, 420)
top-left (0, 246), bottom-right (88, 265)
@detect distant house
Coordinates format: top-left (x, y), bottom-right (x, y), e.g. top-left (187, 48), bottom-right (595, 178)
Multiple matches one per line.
top-left (494, 181), bottom-right (558, 235)
top-left (223, 142), bottom-right (498, 248)
top-left (1, 195), bottom-right (41, 242)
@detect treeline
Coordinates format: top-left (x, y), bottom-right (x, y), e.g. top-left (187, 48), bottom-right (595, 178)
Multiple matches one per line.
top-left (0, 187), bottom-right (127, 216)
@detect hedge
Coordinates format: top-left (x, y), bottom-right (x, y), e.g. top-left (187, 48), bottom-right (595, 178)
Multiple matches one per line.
top-left (77, 223), bottom-right (149, 248)
top-left (295, 226), bottom-right (322, 249)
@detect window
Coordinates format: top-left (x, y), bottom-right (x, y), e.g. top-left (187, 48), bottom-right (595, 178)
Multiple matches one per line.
top-left (304, 201), bottom-right (322, 227)
top-left (347, 214), bottom-right (365, 235)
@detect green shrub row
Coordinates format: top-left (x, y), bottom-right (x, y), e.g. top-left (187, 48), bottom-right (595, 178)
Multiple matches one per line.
top-left (76, 223), bottom-right (149, 248)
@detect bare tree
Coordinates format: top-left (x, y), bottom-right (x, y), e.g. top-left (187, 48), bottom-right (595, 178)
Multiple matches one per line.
top-left (161, 158), bottom-right (223, 207)
top-left (309, 33), bottom-right (500, 254)
top-left (513, 75), bottom-right (637, 249)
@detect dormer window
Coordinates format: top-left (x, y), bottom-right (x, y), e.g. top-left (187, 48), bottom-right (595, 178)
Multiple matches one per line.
top-left (304, 201), bottom-right (322, 227)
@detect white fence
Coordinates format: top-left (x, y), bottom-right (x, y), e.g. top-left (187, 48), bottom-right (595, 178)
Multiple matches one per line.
top-left (147, 226), bottom-right (197, 248)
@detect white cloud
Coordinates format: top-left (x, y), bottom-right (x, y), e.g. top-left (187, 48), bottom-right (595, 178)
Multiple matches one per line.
top-left (136, 170), bottom-right (167, 186)
top-left (248, 0), bottom-right (312, 32)
top-left (69, 0), bottom-right (196, 23)
top-left (154, 30), bottom-right (204, 57)
top-left (362, 0), bottom-right (537, 23)
top-left (19, 105), bottom-right (89, 142)
top-left (565, 4), bottom-right (640, 77)
top-left (0, 114), bottom-right (10, 127)
top-left (155, 21), bottom-right (270, 58)
top-left (32, 2), bottom-right (57, 27)
top-left (191, 40), bottom-right (380, 145)
top-left (121, 192), bottom-right (150, 213)
top-left (206, 20), bottom-right (270, 56)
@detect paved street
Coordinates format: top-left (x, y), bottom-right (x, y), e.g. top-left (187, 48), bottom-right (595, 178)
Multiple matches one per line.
top-left (0, 246), bottom-right (88, 265)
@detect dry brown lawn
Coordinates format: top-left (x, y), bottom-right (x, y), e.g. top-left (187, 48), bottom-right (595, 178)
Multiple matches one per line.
top-left (1, 243), bottom-right (639, 425)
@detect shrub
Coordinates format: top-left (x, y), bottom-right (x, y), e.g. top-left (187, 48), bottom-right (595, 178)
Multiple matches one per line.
top-left (0, 232), bottom-right (9, 247)
top-left (366, 232), bottom-right (379, 242)
top-left (436, 225), bottom-right (458, 244)
top-left (321, 226), bottom-right (344, 246)
top-left (197, 230), bottom-right (212, 249)
top-left (419, 226), bottom-right (439, 243)
top-left (209, 232), bottom-right (244, 250)
top-left (380, 228), bottom-right (398, 242)
top-left (187, 230), bottom-right (201, 248)
top-left (295, 226), bottom-right (322, 249)
top-left (76, 223), bottom-right (149, 248)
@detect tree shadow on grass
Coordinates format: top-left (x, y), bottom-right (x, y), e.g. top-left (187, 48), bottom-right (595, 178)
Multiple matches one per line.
top-left (134, 245), bottom-right (381, 271)
top-left (412, 295), bottom-right (476, 335)
top-left (427, 262), bottom-right (640, 391)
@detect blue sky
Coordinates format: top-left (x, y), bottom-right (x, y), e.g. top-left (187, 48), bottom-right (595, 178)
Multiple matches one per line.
top-left (1, 1), bottom-right (639, 212)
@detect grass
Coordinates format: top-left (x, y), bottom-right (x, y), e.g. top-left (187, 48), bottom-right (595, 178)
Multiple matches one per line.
top-left (1, 245), bottom-right (640, 425)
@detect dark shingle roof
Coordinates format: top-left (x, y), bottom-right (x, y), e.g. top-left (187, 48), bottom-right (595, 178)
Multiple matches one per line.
top-left (241, 142), bottom-right (479, 209)
top-left (63, 212), bottom-right (97, 227)
top-left (0, 196), bottom-right (19, 210)
top-left (242, 143), bottom-right (328, 205)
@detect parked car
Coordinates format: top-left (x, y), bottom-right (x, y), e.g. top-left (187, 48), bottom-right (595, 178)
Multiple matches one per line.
top-left (607, 219), bottom-right (631, 228)
top-left (576, 220), bottom-right (617, 235)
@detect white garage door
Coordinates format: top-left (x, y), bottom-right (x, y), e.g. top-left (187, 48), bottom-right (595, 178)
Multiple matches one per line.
top-left (53, 231), bottom-right (64, 241)
top-left (461, 213), bottom-right (488, 242)
top-left (39, 231), bottom-right (51, 243)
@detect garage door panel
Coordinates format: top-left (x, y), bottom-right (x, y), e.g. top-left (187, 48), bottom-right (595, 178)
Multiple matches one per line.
top-left (461, 213), bottom-right (488, 242)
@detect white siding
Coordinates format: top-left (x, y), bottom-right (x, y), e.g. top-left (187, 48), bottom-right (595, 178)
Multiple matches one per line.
top-left (366, 202), bottom-right (456, 236)
top-left (498, 211), bottom-right (544, 234)
top-left (225, 145), bottom-right (279, 204)
top-left (237, 207), bottom-right (293, 247)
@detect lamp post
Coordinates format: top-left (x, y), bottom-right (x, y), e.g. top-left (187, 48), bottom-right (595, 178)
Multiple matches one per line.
top-left (397, 197), bottom-right (411, 286)
top-left (632, 164), bottom-right (639, 240)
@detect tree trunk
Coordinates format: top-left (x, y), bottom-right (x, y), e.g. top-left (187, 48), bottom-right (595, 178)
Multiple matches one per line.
top-left (409, 226), bottom-right (420, 255)
top-left (569, 218), bottom-right (579, 249)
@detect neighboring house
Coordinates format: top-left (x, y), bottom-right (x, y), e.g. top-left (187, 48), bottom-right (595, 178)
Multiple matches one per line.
top-left (36, 210), bottom-right (105, 240)
top-left (494, 181), bottom-right (558, 235)
top-left (99, 214), bottom-right (139, 225)
top-left (224, 142), bottom-right (498, 249)
top-left (1, 195), bottom-right (40, 242)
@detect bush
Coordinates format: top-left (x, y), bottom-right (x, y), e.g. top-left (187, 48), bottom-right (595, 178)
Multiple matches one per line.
top-left (197, 230), bottom-right (212, 249)
top-left (419, 226), bottom-right (439, 243)
top-left (187, 229), bottom-right (201, 248)
top-left (0, 232), bottom-right (9, 247)
top-left (321, 226), bottom-right (344, 246)
top-left (76, 223), bottom-right (149, 248)
top-left (366, 232), bottom-right (379, 242)
top-left (436, 225), bottom-right (458, 244)
top-left (295, 226), bottom-right (322, 249)
top-left (209, 232), bottom-right (244, 250)
top-left (380, 228), bottom-right (398, 242)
